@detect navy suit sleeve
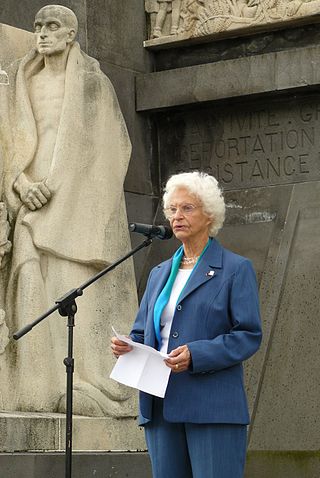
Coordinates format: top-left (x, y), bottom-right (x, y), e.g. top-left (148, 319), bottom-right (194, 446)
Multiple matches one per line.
top-left (130, 292), bottom-right (147, 344)
top-left (187, 259), bottom-right (262, 374)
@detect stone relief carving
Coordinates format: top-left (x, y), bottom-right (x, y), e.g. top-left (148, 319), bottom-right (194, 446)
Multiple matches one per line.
top-left (0, 6), bottom-right (138, 417)
top-left (146, 0), bottom-right (182, 38)
top-left (0, 203), bottom-right (11, 269)
top-left (0, 309), bottom-right (9, 354)
top-left (0, 137), bottom-right (11, 356)
top-left (0, 198), bottom-right (11, 356)
top-left (145, 0), bottom-right (320, 41)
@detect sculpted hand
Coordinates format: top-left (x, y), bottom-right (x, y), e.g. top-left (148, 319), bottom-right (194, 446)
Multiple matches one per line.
top-left (111, 336), bottom-right (133, 359)
top-left (165, 345), bottom-right (191, 373)
top-left (15, 174), bottom-right (52, 211)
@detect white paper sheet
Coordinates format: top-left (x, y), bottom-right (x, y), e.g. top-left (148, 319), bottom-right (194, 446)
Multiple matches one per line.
top-left (110, 327), bottom-right (171, 398)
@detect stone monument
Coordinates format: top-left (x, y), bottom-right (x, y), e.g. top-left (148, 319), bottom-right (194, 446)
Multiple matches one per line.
top-left (0, 5), bottom-right (139, 421)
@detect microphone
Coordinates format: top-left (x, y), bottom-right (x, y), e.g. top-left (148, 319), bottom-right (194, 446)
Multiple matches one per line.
top-left (129, 223), bottom-right (173, 240)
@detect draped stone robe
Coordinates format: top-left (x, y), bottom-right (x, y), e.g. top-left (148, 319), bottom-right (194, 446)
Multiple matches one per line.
top-left (0, 43), bottom-right (138, 416)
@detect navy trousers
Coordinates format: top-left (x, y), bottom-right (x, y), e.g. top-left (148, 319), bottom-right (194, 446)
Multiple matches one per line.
top-left (144, 398), bottom-right (247, 478)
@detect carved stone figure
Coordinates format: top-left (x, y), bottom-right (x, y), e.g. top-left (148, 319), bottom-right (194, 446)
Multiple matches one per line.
top-left (146, 0), bottom-right (320, 41)
top-left (0, 5), bottom-right (138, 417)
top-left (0, 203), bottom-right (11, 269)
top-left (0, 117), bottom-right (11, 407)
top-left (0, 202), bottom-right (10, 359)
top-left (146, 0), bottom-right (182, 37)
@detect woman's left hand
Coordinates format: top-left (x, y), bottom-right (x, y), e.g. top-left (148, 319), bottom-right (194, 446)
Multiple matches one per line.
top-left (165, 345), bottom-right (191, 373)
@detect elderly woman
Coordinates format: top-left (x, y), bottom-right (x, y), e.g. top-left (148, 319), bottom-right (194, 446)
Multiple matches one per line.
top-left (111, 171), bottom-right (262, 478)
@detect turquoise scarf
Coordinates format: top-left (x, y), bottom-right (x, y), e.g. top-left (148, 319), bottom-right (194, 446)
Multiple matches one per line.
top-left (153, 239), bottom-right (211, 348)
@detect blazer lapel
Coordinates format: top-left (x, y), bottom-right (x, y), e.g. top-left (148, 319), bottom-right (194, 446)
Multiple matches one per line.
top-left (148, 258), bottom-right (172, 310)
top-left (178, 239), bottom-right (223, 304)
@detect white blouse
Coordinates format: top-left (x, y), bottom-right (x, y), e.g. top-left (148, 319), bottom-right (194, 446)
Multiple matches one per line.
top-left (160, 268), bottom-right (193, 354)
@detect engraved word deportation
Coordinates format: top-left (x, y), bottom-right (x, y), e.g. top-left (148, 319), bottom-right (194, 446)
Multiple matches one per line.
top-left (167, 103), bottom-right (320, 190)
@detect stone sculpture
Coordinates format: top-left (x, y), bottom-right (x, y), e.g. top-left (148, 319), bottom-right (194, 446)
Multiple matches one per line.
top-left (0, 144), bottom-right (11, 271)
top-left (0, 5), bottom-right (138, 417)
top-left (145, 0), bottom-right (182, 38)
top-left (145, 0), bottom-right (320, 41)
top-left (151, 0), bottom-right (182, 38)
top-left (0, 157), bottom-right (10, 357)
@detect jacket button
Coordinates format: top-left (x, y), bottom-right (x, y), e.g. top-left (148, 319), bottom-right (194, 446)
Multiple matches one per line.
top-left (172, 331), bottom-right (179, 338)
top-left (177, 304), bottom-right (182, 311)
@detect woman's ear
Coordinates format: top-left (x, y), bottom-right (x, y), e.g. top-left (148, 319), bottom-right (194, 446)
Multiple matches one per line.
top-left (207, 215), bottom-right (214, 228)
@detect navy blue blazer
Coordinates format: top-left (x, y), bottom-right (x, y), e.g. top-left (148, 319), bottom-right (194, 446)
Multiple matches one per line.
top-left (130, 239), bottom-right (262, 425)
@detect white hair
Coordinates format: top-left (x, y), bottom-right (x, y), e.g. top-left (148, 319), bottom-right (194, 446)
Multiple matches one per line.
top-left (163, 171), bottom-right (225, 237)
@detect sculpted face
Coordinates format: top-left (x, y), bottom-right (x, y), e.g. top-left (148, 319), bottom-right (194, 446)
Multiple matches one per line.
top-left (34, 6), bottom-right (76, 56)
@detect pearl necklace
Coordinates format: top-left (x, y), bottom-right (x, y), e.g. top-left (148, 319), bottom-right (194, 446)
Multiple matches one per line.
top-left (181, 255), bottom-right (199, 265)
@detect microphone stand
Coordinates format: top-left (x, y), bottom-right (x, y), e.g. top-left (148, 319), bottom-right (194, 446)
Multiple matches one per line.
top-left (13, 236), bottom-right (153, 478)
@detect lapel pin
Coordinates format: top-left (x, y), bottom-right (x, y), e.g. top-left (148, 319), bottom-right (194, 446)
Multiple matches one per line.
top-left (206, 270), bottom-right (215, 277)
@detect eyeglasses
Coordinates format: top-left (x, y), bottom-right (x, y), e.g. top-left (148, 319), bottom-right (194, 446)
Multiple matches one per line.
top-left (164, 204), bottom-right (200, 218)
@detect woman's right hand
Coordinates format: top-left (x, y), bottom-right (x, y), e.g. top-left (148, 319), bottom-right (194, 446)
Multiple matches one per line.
top-left (111, 336), bottom-right (133, 358)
